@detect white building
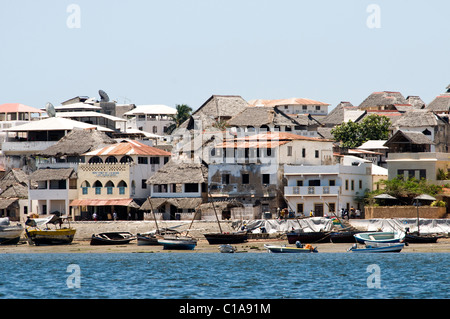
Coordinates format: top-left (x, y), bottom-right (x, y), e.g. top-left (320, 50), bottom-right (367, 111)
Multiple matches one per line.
top-left (284, 156), bottom-right (387, 217)
top-left (124, 105), bottom-right (176, 136)
top-left (248, 98), bottom-right (330, 117)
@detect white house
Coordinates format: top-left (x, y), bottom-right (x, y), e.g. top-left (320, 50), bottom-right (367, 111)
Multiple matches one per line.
top-left (124, 105), bottom-right (176, 136)
top-left (284, 156), bottom-right (387, 217)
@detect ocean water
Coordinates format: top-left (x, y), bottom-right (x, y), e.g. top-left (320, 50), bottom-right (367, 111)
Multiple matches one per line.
top-left (0, 253), bottom-right (448, 299)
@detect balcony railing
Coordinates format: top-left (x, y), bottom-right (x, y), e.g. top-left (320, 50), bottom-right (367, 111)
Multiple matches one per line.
top-left (284, 186), bottom-right (340, 196)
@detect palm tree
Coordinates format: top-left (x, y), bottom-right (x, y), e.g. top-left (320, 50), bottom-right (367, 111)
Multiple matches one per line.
top-left (167, 104), bottom-right (193, 134)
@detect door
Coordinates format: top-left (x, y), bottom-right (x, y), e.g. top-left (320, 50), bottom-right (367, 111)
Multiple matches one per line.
top-left (314, 204), bottom-right (323, 217)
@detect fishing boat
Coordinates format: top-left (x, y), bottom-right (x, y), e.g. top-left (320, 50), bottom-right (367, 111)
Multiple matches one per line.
top-left (136, 232), bottom-right (161, 246)
top-left (219, 244), bottom-right (236, 253)
top-left (330, 230), bottom-right (372, 243)
top-left (204, 231), bottom-right (248, 244)
top-left (0, 217), bottom-right (23, 245)
top-left (264, 241), bottom-right (318, 253)
top-left (354, 231), bottom-right (405, 244)
top-left (286, 231), bottom-right (330, 244)
top-left (158, 235), bottom-right (197, 250)
top-left (347, 242), bottom-right (405, 253)
top-left (90, 232), bottom-right (135, 245)
top-left (25, 214), bottom-right (76, 246)
top-left (405, 232), bottom-right (442, 243)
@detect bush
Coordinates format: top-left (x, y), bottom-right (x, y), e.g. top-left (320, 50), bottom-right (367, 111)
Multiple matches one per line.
top-left (431, 200), bottom-right (446, 207)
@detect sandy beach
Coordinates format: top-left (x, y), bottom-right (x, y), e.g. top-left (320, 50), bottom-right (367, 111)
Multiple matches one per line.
top-left (1, 220), bottom-right (449, 254)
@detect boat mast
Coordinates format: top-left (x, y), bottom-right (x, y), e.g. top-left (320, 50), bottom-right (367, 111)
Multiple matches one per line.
top-left (208, 188), bottom-right (223, 234)
top-left (146, 197), bottom-right (160, 234)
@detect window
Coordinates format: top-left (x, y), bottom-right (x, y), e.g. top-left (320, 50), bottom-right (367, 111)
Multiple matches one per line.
top-left (308, 179), bottom-right (320, 186)
top-left (328, 203), bottom-right (336, 213)
top-left (150, 157), bottom-right (160, 165)
top-left (419, 169), bottom-right (426, 180)
top-left (185, 183), bottom-right (199, 193)
top-left (266, 148), bottom-right (272, 157)
top-left (287, 146), bottom-right (292, 156)
top-left (329, 179), bottom-right (336, 186)
top-left (50, 180), bottom-right (66, 189)
top-left (302, 105), bottom-right (307, 110)
top-left (153, 126), bottom-right (158, 134)
top-left (345, 180), bottom-right (349, 190)
top-left (118, 180), bottom-right (127, 195)
top-left (262, 174), bottom-right (270, 184)
top-left (315, 105), bottom-right (320, 111)
top-left (105, 181), bottom-right (114, 194)
top-left (94, 181), bottom-right (102, 195)
top-left (351, 180), bottom-right (355, 191)
top-left (105, 156), bottom-right (118, 163)
top-left (141, 179), bottom-right (147, 189)
top-left (89, 156), bottom-right (103, 164)
top-left (138, 157), bottom-right (148, 164)
top-left (242, 174), bottom-right (250, 184)
top-left (296, 180), bottom-right (303, 186)
top-left (359, 180), bottom-right (362, 189)
top-left (315, 150), bottom-right (319, 158)
top-left (302, 148), bottom-right (306, 158)
top-left (297, 203), bottom-right (304, 214)
top-left (120, 155), bottom-right (133, 163)
top-left (222, 174), bottom-right (230, 185)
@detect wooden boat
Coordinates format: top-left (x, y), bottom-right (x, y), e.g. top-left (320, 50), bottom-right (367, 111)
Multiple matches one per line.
top-left (287, 231), bottom-right (330, 244)
top-left (264, 241), bottom-right (318, 253)
top-left (136, 232), bottom-right (161, 246)
top-left (330, 230), bottom-right (372, 243)
top-left (405, 232), bottom-right (442, 243)
top-left (0, 218), bottom-right (23, 245)
top-left (158, 236), bottom-right (197, 250)
top-left (354, 231), bottom-right (405, 244)
top-left (204, 231), bottom-right (248, 244)
top-left (25, 215), bottom-right (76, 246)
top-left (347, 242), bottom-right (405, 253)
top-left (90, 232), bottom-right (135, 245)
top-left (219, 244), bottom-right (236, 253)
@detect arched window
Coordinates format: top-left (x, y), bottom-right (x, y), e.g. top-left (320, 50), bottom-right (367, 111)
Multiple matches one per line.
top-left (422, 129), bottom-right (432, 136)
top-left (260, 125), bottom-right (270, 132)
top-left (118, 180), bottom-right (127, 195)
top-left (93, 180), bottom-right (103, 195)
top-left (105, 181), bottom-right (115, 194)
top-left (120, 156), bottom-right (133, 163)
top-left (105, 156), bottom-right (118, 163)
top-left (81, 181), bottom-right (90, 195)
top-left (89, 156), bottom-right (103, 164)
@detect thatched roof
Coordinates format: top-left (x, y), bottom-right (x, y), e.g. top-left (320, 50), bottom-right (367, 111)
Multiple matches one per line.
top-left (146, 160), bottom-right (208, 184)
top-left (392, 110), bottom-right (447, 128)
top-left (426, 94), bottom-right (450, 113)
top-left (227, 106), bottom-right (306, 127)
top-left (321, 102), bottom-right (364, 127)
top-left (140, 197), bottom-right (203, 210)
top-left (196, 200), bottom-right (244, 212)
top-left (36, 128), bottom-right (116, 157)
top-left (0, 169), bottom-right (30, 189)
top-left (385, 130), bottom-right (434, 146)
top-left (359, 91), bottom-right (407, 109)
top-left (0, 198), bottom-right (19, 210)
top-left (29, 168), bottom-right (76, 182)
top-left (0, 183), bottom-right (28, 199)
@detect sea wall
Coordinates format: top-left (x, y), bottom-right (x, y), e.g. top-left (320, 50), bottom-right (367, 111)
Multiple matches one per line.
top-left (365, 206), bottom-right (447, 219)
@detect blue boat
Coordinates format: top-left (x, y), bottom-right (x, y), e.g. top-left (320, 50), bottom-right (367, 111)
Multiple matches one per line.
top-left (347, 242), bottom-right (405, 253)
top-left (354, 231), bottom-right (405, 244)
top-left (158, 236), bottom-right (197, 250)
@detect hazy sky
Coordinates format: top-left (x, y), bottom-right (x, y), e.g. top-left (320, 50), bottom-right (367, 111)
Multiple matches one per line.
top-left (1, 0), bottom-right (449, 111)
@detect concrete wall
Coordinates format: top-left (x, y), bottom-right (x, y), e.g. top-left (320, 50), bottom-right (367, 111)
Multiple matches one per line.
top-left (365, 206), bottom-right (447, 219)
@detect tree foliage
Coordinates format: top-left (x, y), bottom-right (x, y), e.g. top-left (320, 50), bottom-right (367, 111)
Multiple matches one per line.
top-left (167, 104), bottom-right (193, 134)
top-left (331, 114), bottom-right (391, 148)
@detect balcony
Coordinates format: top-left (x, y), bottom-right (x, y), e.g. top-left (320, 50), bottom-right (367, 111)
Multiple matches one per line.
top-left (284, 186), bottom-right (340, 196)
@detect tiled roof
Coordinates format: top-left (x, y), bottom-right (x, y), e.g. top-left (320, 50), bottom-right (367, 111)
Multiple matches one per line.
top-left (84, 140), bottom-right (171, 156)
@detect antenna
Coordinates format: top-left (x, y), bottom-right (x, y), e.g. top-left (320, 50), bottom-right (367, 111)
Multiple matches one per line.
top-left (45, 102), bottom-right (56, 117)
top-left (99, 89), bottom-right (110, 102)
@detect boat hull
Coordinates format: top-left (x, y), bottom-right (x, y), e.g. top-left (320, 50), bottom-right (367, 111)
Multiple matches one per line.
top-left (90, 232), bottom-right (135, 245)
top-left (287, 231), bottom-right (330, 244)
top-left (26, 228), bottom-right (76, 246)
top-left (158, 238), bottom-right (197, 250)
top-left (137, 234), bottom-right (161, 246)
top-left (405, 233), bottom-right (441, 243)
top-left (264, 244), bottom-right (317, 253)
top-left (204, 232), bottom-right (247, 245)
top-left (0, 226), bottom-right (23, 245)
top-left (348, 243), bottom-right (404, 253)
top-left (219, 244), bottom-right (236, 253)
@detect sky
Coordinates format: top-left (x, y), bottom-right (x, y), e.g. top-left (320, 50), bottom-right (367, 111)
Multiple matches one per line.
top-left (0, 0), bottom-right (449, 111)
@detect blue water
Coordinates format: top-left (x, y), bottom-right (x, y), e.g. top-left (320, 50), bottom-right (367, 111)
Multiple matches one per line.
top-left (0, 253), bottom-right (448, 299)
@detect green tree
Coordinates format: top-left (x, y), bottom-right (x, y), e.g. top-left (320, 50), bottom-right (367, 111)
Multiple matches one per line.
top-left (167, 104), bottom-right (193, 134)
top-left (331, 114), bottom-right (391, 148)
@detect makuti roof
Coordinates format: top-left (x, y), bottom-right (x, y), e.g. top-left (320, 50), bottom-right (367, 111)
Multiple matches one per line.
top-left (83, 140), bottom-right (172, 157)
top-left (0, 103), bottom-right (44, 113)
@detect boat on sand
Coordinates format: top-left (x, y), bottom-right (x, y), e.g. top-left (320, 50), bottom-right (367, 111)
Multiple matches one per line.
top-left (264, 241), bottom-right (318, 253)
top-left (347, 242), bottom-right (405, 253)
top-left (354, 231), bottom-right (405, 244)
top-left (0, 217), bottom-right (23, 245)
top-left (25, 214), bottom-right (76, 246)
top-left (90, 232), bottom-right (135, 245)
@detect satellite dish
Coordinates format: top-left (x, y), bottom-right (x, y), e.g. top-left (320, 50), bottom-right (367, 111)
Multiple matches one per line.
top-left (45, 102), bottom-right (56, 117)
top-left (99, 90), bottom-right (110, 102)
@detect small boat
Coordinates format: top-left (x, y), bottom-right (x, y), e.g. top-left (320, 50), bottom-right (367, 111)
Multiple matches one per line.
top-left (137, 232), bottom-right (161, 246)
top-left (347, 242), bottom-right (405, 253)
top-left (264, 241), bottom-right (318, 253)
top-left (0, 217), bottom-right (23, 245)
top-left (286, 231), bottom-right (330, 244)
top-left (204, 231), bottom-right (248, 245)
top-left (158, 236), bottom-right (197, 250)
top-left (354, 231), bottom-right (405, 244)
top-left (90, 232), bottom-right (135, 245)
top-left (219, 244), bottom-right (236, 253)
top-left (330, 231), bottom-right (372, 243)
top-left (405, 232), bottom-right (442, 243)
top-left (25, 215), bottom-right (76, 246)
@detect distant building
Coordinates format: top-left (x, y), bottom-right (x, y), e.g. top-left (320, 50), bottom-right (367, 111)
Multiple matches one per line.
top-left (124, 104), bottom-right (176, 136)
top-left (248, 98), bottom-right (330, 117)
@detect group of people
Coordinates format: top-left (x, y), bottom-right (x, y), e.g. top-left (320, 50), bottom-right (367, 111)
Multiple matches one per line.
top-left (340, 207), bottom-right (361, 219)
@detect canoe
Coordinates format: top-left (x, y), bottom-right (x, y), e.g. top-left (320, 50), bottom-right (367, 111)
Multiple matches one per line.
top-left (264, 243), bottom-right (318, 253)
top-left (219, 244), bottom-right (236, 253)
top-left (204, 232), bottom-right (247, 245)
top-left (405, 233), bottom-right (442, 243)
top-left (354, 231), bottom-right (405, 244)
top-left (286, 231), bottom-right (330, 244)
top-left (90, 232), bottom-right (135, 245)
top-left (25, 228), bottom-right (76, 246)
top-left (158, 236), bottom-right (197, 250)
top-left (0, 222), bottom-right (23, 245)
top-left (137, 232), bottom-right (161, 246)
top-left (348, 242), bottom-right (405, 253)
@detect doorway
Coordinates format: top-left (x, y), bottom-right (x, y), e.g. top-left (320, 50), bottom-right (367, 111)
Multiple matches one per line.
top-left (314, 204), bottom-right (323, 217)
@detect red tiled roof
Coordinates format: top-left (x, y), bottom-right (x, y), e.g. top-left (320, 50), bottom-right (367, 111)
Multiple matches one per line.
top-left (0, 103), bottom-right (44, 113)
top-left (83, 140), bottom-right (171, 156)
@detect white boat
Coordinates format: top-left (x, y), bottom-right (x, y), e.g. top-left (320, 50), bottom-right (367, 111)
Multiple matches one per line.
top-left (158, 236), bottom-right (197, 250)
top-left (347, 242), bottom-right (405, 253)
top-left (264, 241), bottom-right (318, 253)
top-left (0, 217), bottom-right (23, 245)
top-left (354, 231), bottom-right (405, 244)
top-left (219, 244), bottom-right (236, 253)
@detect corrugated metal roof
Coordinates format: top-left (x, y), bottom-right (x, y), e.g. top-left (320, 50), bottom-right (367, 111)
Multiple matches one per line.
top-left (83, 140), bottom-right (171, 156)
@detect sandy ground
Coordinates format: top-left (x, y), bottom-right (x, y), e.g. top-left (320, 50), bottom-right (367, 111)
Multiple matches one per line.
top-left (1, 220), bottom-right (449, 254)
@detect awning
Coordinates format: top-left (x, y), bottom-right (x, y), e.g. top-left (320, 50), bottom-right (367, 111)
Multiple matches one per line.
top-left (70, 198), bottom-right (140, 208)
